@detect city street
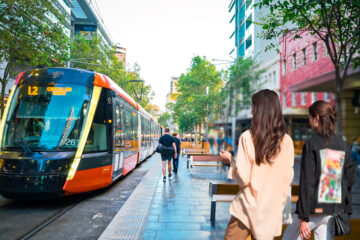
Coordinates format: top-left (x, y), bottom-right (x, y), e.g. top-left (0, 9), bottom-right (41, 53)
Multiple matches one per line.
top-left (1, 0), bottom-right (360, 239)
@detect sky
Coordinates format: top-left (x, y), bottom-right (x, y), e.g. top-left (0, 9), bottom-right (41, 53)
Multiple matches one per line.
top-left (96, 0), bottom-right (234, 110)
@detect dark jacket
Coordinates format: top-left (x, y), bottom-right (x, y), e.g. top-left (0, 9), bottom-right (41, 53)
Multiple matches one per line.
top-left (173, 137), bottom-right (181, 154)
top-left (296, 133), bottom-right (356, 220)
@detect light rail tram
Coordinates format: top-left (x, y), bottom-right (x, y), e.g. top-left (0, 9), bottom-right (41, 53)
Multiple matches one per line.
top-left (0, 68), bottom-right (161, 198)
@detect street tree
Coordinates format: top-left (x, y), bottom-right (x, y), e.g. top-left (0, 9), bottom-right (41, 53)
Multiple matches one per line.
top-left (0, 0), bottom-right (70, 115)
top-left (172, 56), bottom-right (224, 139)
top-left (158, 112), bottom-right (171, 128)
top-left (257, 0), bottom-right (360, 135)
top-left (222, 58), bottom-right (264, 122)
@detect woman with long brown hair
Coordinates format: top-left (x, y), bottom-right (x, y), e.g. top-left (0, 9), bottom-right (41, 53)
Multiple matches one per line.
top-left (220, 89), bottom-right (294, 240)
top-left (283, 101), bottom-right (355, 239)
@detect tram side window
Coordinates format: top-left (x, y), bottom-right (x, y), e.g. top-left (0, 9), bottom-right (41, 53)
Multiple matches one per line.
top-left (141, 115), bottom-right (145, 148)
top-left (84, 89), bottom-right (108, 153)
top-left (132, 111), bottom-right (138, 141)
top-left (114, 100), bottom-right (125, 150)
top-left (150, 122), bottom-right (152, 144)
top-left (124, 107), bottom-right (133, 149)
top-left (146, 119), bottom-right (150, 147)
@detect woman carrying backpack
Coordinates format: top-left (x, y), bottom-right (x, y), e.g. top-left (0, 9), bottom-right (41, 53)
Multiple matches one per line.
top-left (220, 89), bottom-right (294, 240)
top-left (283, 101), bottom-right (356, 239)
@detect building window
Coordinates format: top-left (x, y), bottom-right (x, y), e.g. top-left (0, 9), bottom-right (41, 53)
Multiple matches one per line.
top-left (324, 92), bottom-right (330, 101)
top-left (302, 48), bottom-right (306, 66)
top-left (246, 35), bottom-right (252, 49)
top-left (293, 54), bottom-right (297, 70)
top-left (313, 42), bottom-right (318, 61)
top-left (283, 60), bottom-right (286, 75)
top-left (282, 91), bottom-right (286, 107)
top-left (246, 14), bottom-right (252, 30)
top-left (273, 71), bottom-right (276, 86)
top-left (324, 41), bottom-right (328, 56)
top-left (292, 92), bottom-right (297, 106)
top-left (312, 92), bottom-right (317, 103)
top-left (301, 92), bottom-right (306, 105)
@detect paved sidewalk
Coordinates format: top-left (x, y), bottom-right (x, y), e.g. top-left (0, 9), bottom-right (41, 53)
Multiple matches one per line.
top-left (140, 155), bottom-right (231, 240)
top-left (99, 153), bottom-right (360, 240)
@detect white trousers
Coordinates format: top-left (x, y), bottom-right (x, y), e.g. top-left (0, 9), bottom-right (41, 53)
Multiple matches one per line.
top-left (282, 214), bottom-right (333, 240)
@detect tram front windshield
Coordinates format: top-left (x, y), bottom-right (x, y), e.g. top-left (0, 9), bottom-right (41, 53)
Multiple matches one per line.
top-left (2, 83), bottom-right (93, 151)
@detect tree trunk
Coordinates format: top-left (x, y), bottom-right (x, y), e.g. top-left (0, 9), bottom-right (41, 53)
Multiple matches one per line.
top-left (334, 68), bottom-right (343, 138)
top-left (1, 61), bottom-right (12, 117)
top-left (0, 80), bottom-right (6, 118)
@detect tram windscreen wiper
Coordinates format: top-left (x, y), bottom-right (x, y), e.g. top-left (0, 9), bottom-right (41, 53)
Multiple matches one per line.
top-left (15, 137), bottom-right (32, 153)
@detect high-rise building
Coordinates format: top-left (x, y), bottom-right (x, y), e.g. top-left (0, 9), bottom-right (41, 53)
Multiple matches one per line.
top-left (71, 0), bottom-right (113, 47)
top-left (228, 0), bottom-right (280, 93)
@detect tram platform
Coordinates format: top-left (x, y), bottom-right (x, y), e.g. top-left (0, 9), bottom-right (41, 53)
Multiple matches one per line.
top-left (98, 153), bottom-right (360, 240)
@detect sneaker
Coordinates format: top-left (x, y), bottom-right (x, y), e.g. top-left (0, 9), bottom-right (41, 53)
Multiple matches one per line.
top-left (163, 176), bottom-right (166, 182)
top-left (168, 173), bottom-right (172, 178)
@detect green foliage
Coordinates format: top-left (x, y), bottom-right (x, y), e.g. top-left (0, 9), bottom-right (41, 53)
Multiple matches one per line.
top-left (257, 0), bottom-right (360, 135)
top-left (0, 0), bottom-right (70, 115)
top-left (222, 58), bottom-right (264, 117)
top-left (170, 56), bottom-right (224, 133)
top-left (158, 112), bottom-right (171, 128)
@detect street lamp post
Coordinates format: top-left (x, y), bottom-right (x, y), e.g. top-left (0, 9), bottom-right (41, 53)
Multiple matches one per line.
top-left (205, 86), bottom-right (209, 144)
top-left (128, 79), bottom-right (145, 102)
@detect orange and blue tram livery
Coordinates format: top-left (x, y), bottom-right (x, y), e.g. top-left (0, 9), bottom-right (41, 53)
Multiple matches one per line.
top-left (0, 68), bottom-right (161, 198)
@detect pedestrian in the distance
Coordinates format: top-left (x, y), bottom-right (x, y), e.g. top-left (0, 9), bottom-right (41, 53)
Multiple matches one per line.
top-left (208, 136), bottom-right (215, 154)
top-left (172, 132), bottom-right (181, 173)
top-left (282, 101), bottom-right (355, 240)
top-left (217, 132), bottom-right (225, 154)
top-left (159, 127), bottom-right (177, 182)
top-left (220, 89), bottom-right (294, 240)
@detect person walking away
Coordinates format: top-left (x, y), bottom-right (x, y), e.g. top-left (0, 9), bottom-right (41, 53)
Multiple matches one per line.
top-left (217, 133), bottom-right (225, 154)
top-left (172, 132), bottom-right (181, 173)
top-left (208, 136), bottom-right (215, 154)
top-left (220, 89), bottom-right (294, 240)
top-left (159, 127), bottom-right (177, 182)
top-left (282, 100), bottom-right (355, 240)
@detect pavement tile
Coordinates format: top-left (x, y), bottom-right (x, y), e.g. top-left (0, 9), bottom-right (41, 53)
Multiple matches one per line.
top-left (147, 215), bottom-right (159, 222)
top-left (154, 230), bottom-right (213, 240)
top-left (158, 216), bottom-right (206, 223)
top-left (140, 230), bottom-right (156, 240)
top-left (165, 223), bottom-right (202, 230)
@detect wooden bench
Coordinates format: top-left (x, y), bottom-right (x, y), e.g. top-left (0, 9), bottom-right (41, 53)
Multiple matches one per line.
top-left (209, 182), bottom-right (300, 222)
top-left (209, 182), bottom-right (239, 222)
top-left (187, 155), bottom-right (228, 169)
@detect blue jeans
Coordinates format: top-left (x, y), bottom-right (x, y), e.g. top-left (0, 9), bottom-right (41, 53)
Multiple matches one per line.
top-left (172, 156), bottom-right (179, 172)
top-left (351, 150), bottom-right (360, 164)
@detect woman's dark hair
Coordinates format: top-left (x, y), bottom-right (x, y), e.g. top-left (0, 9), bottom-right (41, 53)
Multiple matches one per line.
top-left (251, 89), bottom-right (286, 165)
top-left (309, 100), bottom-right (338, 141)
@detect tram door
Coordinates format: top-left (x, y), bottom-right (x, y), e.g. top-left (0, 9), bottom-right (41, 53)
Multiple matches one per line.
top-left (112, 97), bottom-right (125, 180)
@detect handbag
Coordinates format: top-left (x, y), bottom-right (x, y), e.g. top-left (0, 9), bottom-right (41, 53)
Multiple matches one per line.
top-left (156, 144), bottom-right (174, 155)
top-left (333, 205), bottom-right (351, 236)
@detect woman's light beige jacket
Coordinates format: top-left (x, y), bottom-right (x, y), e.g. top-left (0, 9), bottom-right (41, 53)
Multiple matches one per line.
top-left (228, 130), bottom-right (294, 240)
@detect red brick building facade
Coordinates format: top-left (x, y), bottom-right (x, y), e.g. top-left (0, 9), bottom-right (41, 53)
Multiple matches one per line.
top-left (280, 31), bottom-right (335, 108)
